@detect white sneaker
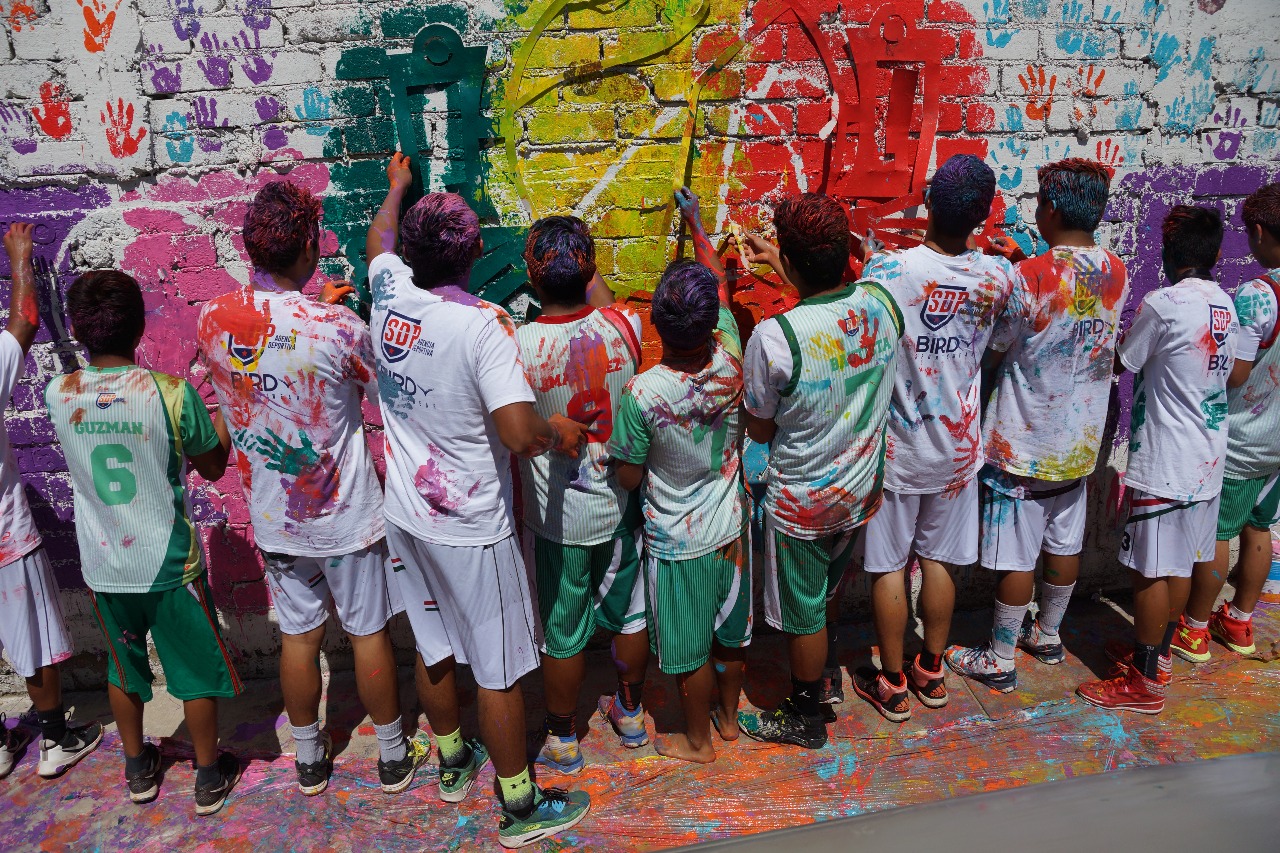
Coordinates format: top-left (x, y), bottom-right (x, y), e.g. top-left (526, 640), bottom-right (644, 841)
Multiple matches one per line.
top-left (37, 721), bottom-right (104, 778)
top-left (944, 643), bottom-right (1018, 693)
top-left (0, 714), bottom-right (34, 778)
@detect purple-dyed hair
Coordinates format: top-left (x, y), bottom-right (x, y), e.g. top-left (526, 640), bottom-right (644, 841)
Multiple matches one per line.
top-left (651, 259), bottom-right (720, 348)
top-left (929, 154), bottom-right (996, 238)
top-left (400, 192), bottom-right (481, 289)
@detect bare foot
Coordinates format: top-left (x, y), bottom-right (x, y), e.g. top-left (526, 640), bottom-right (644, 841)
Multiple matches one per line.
top-left (712, 707), bottom-right (739, 741)
top-left (655, 733), bottom-right (716, 764)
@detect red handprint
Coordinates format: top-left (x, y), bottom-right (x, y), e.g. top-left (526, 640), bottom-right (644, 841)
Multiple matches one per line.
top-left (1017, 65), bottom-right (1057, 121)
top-left (5, 1), bottom-right (37, 31)
top-left (31, 82), bottom-right (72, 140)
top-left (78, 0), bottom-right (122, 53)
top-left (1095, 139), bottom-right (1124, 177)
top-left (100, 99), bottom-right (147, 158)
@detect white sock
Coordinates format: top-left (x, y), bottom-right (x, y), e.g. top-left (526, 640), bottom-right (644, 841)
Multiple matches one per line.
top-left (291, 721), bottom-right (324, 765)
top-left (1037, 581), bottom-right (1075, 637)
top-left (1228, 603), bottom-right (1253, 622)
top-left (1186, 615), bottom-right (1209, 630)
top-left (991, 599), bottom-right (1029, 661)
top-left (374, 717), bottom-right (407, 763)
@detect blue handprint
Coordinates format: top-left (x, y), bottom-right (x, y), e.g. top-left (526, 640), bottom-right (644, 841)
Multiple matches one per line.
top-left (1150, 33), bottom-right (1181, 83)
top-left (1117, 81), bottom-right (1143, 130)
top-left (982, 0), bottom-right (1013, 49)
top-left (989, 137), bottom-right (1026, 193)
top-left (1260, 102), bottom-right (1279, 128)
top-left (160, 111), bottom-right (194, 163)
top-left (294, 86), bottom-right (332, 136)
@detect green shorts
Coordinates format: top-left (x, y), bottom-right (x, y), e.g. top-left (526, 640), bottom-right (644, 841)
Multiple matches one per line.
top-left (646, 531), bottom-right (752, 675)
top-left (524, 526), bottom-right (647, 659)
top-left (1217, 473), bottom-right (1280, 540)
top-left (762, 514), bottom-right (859, 634)
top-left (90, 574), bottom-right (243, 703)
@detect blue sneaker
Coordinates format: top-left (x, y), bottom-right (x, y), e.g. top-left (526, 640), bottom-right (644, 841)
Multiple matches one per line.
top-left (1018, 614), bottom-right (1066, 665)
top-left (535, 733), bottom-right (584, 774)
top-left (597, 694), bottom-right (648, 748)
top-left (498, 787), bottom-right (591, 849)
top-left (945, 643), bottom-right (1017, 693)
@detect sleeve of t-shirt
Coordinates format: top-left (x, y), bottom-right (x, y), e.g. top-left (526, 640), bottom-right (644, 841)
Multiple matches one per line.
top-left (344, 314), bottom-right (381, 404)
top-left (1118, 295), bottom-right (1165, 373)
top-left (178, 380), bottom-right (221, 456)
top-left (743, 319), bottom-right (792, 419)
top-left (608, 386), bottom-right (651, 465)
top-left (714, 305), bottom-right (742, 361)
top-left (368, 252), bottom-right (411, 300)
top-left (1233, 280), bottom-right (1278, 363)
top-left (0, 330), bottom-right (25, 407)
top-left (989, 266), bottom-right (1029, 353)
top-left (473, 313), bottom-right (536, 413)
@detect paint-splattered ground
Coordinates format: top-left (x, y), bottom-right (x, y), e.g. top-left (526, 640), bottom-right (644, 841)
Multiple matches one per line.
top-left (2, 595), bottom-right (1278, 852)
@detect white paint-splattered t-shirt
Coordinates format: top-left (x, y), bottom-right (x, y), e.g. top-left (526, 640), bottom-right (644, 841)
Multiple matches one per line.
top-left (863, 246), bottom-right (1014, 494)
top-left (197, 288), bottom-right (384, 557)
top-left (0, 331), bottom-right (41, 568)
top-left (1120, 277), bottom-right (1239, 502)
top-left (369, 253), bottom-right (535, 546)
top-left (1226, 270), bottom-right (1280, 479)
top-left (608, 306), bottom-right (747, 560)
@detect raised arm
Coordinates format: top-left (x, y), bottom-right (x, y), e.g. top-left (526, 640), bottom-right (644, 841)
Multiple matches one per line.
top-left (675, 187), bottom-right (729, 303)
top-left (366, 153), bottom-right (413, 262)
top-left (741, 231), bottom-right (796, 291)
top-left (4, 223), bottom-right (39, 353)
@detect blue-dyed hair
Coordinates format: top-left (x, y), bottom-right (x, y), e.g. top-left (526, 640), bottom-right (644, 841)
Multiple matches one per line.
top-left (651, 260), bottom-right (721, 349)
top-left (1037, 158), bottom-right (1112, 232)
top-left (929, 154), bottom-right (997, 238)
top-left (524, 215), bottom-right (597, 306)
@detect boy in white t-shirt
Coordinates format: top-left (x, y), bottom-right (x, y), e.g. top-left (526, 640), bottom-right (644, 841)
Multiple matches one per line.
top-left (0, 223), bottom-right (102, 780)
top-left (366, 154), bottom-right (590, 849)
top-left (947, 159), bottom-right (1128, 693)
top-left (197, 180), bottom-right (415, 796)
top-left (857, 155), bottom-right (1014, 721)
top-left (1078, 206), bottom-right (1238, 715)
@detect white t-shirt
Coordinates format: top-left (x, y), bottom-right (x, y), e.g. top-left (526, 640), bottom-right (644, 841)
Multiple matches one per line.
top-left (1226, 271), bottom-right (1280, 478)
top-left (862, 246), bottom-right (1014, 494)
top-left (1120, 277), bottom-right (1239, 502)
top-left (369, 253), bottom-right (535, 546)
top-left (0, 331), bottom-right (41, 567)
top-left (197, 288), bottom-right (385, 557)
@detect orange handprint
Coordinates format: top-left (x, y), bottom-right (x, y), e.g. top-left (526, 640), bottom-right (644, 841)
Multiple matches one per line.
top-left (78, 0), bottom-right (123, 53)
top-left (100, 99), bottom-right (147, 158)
top-left (31, 82), bottom-right (72, 140)
top-left (5, 0), bottom-right (37, 31)
top-left (1017, 64), bottom-right (1057, 121)
top-left (1072, 64), bottom-right (1111, 122)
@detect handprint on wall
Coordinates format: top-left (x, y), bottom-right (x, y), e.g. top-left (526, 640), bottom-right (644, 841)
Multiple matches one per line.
top-left (77, 0), bottom-right (123, 53)
top-left (100, 98), bottom-right (148, 158)
top-left (31, 82), bottom-right (72, 140)
top-left (1018, 65), bottom-right (1057, 121)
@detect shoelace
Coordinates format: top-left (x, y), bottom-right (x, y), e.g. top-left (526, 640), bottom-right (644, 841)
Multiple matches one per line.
top-left (539, 788), bottom-right (570, 814)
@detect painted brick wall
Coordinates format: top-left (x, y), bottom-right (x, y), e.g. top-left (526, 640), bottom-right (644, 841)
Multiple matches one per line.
top-left (0, 0), bottom-right (1277, 690)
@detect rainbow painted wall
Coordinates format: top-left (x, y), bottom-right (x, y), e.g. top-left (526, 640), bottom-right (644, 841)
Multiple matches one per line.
top-left (1, 0), bottom-right (1278, 688)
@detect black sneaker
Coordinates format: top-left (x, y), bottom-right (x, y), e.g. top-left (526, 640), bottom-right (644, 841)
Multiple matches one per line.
top-left (193, 752), bottom-right (242, 816)
top-left (126, 742), bottom-right (163, 804)
top-left (852, 667), bottom-right (911, 723)
top-left (737, 698), bottom-right (827, 749)
top-left (295, 731), bottom-right (333, 796)
top-left (37, 721), bottom-right (103, 778)
top-left (378, 732), bottom-right (430, 793)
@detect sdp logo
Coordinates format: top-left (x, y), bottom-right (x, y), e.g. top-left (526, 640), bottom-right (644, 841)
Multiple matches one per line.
top-left (228, 323), bottom-right (275, 371)
top-left (1210, 305), bottom-right (1232, 347)
top-left (382, 311), bottom-right (422, 363)
top-left (920, 284), bottom-right (968, 332)
top-left (95, 391), bottom-right (120, 410)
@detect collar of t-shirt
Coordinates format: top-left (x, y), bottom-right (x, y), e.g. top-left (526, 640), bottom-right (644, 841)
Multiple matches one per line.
top-left (533, 305), bottom-right (595, 324)
top-left (800, 282), bottom-right (858, 305)
top-left (917, 246), bottom-right (985, 269)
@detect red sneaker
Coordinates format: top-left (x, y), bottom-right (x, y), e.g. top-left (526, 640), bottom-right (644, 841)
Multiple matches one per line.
top-left (1169, 616), bottom-right (1212, 663)
top-left (1102, 641), bottom-right (1172, 686)
top-left (1077, 665), bottom-right (1165, 715)
top-left (907, 654), bottom-right (949, 709)
top-left (1208, 604), bottom-right (1256, 655)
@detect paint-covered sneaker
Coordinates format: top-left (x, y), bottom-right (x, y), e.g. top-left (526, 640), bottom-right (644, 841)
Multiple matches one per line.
top-left (439, 737), bottom-right (488, 803)
top-left (1169, 616), bottom-right (1212, 663)
top-left (126, 742), bottom-right (163, 804)
top-left (819, 667), bottom-right (844, 705)
top-left (536, 733), bottom-right (584, 774)
top-left (37, 721), bottom-right (103, 778)
top-left (1077, 665), bottom-right (1165, 715)
top-left (498, 786), bottom-right (591, 849)
top-left (0, 715), bottom-right (33, 779)
top-left (738, 698), bottom-right (827, 749)
top-left (907, 655), bottom-right (949, 709)
top-left (945, 643), bottom-right (1017, 693)
top-left (852, 667), bottom-right (911, 723)
top-left (1017, 615), bottom-right (1065, 665)
top-left (1209, 603), bottom-right (1256, 655)
top-left (295, 731), bottom-right (333, 797)
top-left (1103, 641), bottom-right (1172, 686)
top-left (379, 731), bottom-right (430, 793)
top-left (597, 694), bottom-right (649, 748)
top-left (193, 752), bottom-right (242, 816)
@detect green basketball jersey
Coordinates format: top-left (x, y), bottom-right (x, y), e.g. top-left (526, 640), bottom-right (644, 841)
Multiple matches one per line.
top-left (45, 365), bottom-right (220, 593)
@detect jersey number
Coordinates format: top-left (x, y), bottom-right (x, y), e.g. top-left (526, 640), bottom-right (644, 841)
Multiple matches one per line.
top-left (90, 444), bottom-right (138, 505)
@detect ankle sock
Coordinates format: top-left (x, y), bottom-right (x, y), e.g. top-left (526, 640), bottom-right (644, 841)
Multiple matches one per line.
top-left (434, 726), bottom-right (471, 768)
top-left (1228, 603), bottom-right (1253, 622)
top-left (790, 676), bottom-right (822, 718)
top-left (498, 768), bottom-right (536, 816)
top-left (291, 721), bottom-right (324, 765)
top-left (36, 703), bottom-right (67, 745)
top-left (825, 621), bottom-right (839, 671)
top-left (1159, 621), bottom-right (1177, 658)
top-left (124, 745), bottom-right (151, 776)
top-left (195, 760), bottom-right (221, 788)
top-left (1133, 642), bottom-right (1160, 680)
top-left (545, 711), bottom-right (575, 739)
top-left (1186, 614), bottom-right (1209, 630)
top-left (882, 670), bottom-right (906, 689)
top-left (1037, 581), bottom-right (1075, 636)
top-left (991, 600), bottom-right (1029, 661)
top-left (373, 717), bottom-right (407, 764)
top-left (617, 680), bottom-right (643, 713)
top-left (918, 651), bottom-right (943, 673)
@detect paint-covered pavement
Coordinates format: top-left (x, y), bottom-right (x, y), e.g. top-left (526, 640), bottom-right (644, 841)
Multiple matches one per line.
top-left (2, 597), bottom-right (1278, 852)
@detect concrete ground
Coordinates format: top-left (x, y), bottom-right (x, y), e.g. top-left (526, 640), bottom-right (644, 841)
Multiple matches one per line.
top-left (1, 590), bottom-right (1278, 852)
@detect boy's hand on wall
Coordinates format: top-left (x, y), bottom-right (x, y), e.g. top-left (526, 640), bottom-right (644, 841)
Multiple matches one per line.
top-left (388, 153), bottom-right (412, 192)
top-left (320, 279), bottom-right (356, 305)
top-left (741, 231), bottom-right (781, 270)
top-left (674, 186), bottom-right (701, 226)
top-left (3, 222), bottom-right (34, 263)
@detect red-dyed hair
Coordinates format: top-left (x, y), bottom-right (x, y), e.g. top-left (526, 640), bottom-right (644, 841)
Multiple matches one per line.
top-left (1242, 183), bottom-right (1280, 240)
top-left (773, 193), bottom-right (850, 289)
top-left (243, 180), bottom-right (324, 273)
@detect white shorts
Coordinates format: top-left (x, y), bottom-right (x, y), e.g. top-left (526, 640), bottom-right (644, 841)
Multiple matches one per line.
top-left (862, 479), bottom-right (979, 572)
top-left (262, 540), bottom-right (396, 637)
top-left (0, 548), bottom-right (73, 679)
top-left (386, 523), bottom-right (542, 690)
top-left (1119, 490), bottom-right (1220, 578)
top-left (980, 478), bottom-right (1088, 572)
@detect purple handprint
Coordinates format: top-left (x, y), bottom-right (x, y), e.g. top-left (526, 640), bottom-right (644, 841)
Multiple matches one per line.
top-left (240, 0), bottom-right (271, 31)
top-left (0, 102), bottom-right (37, 154)
top-left (234, 29), bottom-right (275, 85)
top-left (190, 94), bottom-right (228, 152)
top-left (1209, 107), bottom-right (1247, 161)
top-left (148, 61), bottom-right (183, 94)
top-left (254, 95), bottom-right (281, 122)
top-left (170, 0), bottom-right (203, 40)
top-left (197, 33), bottom-right (232, 88)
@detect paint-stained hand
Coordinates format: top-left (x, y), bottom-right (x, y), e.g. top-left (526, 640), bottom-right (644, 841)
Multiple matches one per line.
top-left (548, 413), bottom-right (588, 457)
top-left (320, 279), bottom-right (356, 305)
top-left (741, 231), bottom-right (781, 270)
top-left (3, 222), bottom-right (34, 263)
top-left (387, 152), bottom-right (412, 191)
top-left (674, 186), bottom-right (701, 225)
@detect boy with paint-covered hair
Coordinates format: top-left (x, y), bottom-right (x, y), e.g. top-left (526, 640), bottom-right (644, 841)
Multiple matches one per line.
top-left (608, 188), bottom-right (751, 764)
top-left (0, 223), bottom-right (102, 781)
top-left (947, 158), bottom-right (1128, 693)
top-left (856, 155), bottom-right (1014, 722)
top-left (366, 154), bottom-right (590, 849)
top-left (1170, 183), bottom-right (1280, 663)
top-left (46, 270), bottom-right (242, 815)
top-left (515, 215), bottom-right (652, 775)
top-left (197, 179), bottom-right (418, 798)
top-left (737, 193), bottom-right (902, 749)
top-left (1077, 206), bottom-right (1238, 715)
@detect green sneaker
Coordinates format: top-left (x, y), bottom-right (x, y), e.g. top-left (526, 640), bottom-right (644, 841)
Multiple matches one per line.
top-left (438, 738), bottom-right (488, 803)
top-left (498, 787), bottom-right (591, 849)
